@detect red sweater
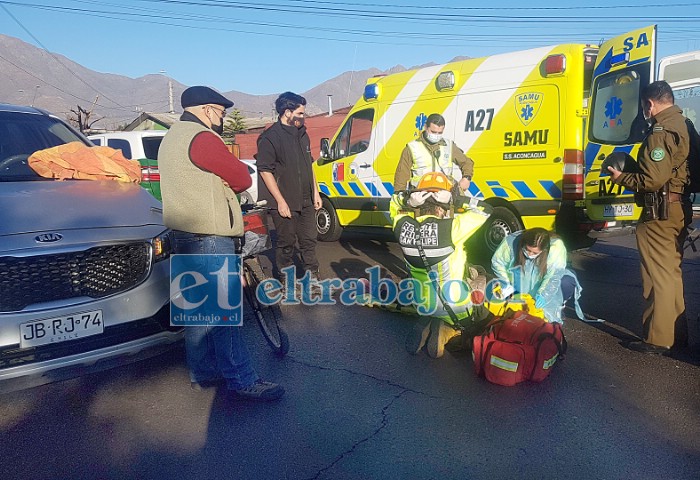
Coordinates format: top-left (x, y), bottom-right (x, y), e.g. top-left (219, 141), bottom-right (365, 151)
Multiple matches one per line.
top-left (189, 131), bottom-right (252, 193)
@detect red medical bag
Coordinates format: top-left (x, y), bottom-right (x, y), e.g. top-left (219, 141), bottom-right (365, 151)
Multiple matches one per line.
top-left (472, 310), bottom-right (567, 386)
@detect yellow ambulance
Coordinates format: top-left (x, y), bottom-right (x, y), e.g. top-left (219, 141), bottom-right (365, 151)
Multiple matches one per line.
top-left (313, 26), bottom-right (658, 254)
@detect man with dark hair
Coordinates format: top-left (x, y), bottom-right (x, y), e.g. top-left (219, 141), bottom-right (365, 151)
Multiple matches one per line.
top-left (159, 86), bottom-right (284, 400)
top-left (608, 80), bottom-right (690, 355)
top-left (393, 112), bottom-right (474, 193)
top-left (256, 91), bottom-right (322, 291)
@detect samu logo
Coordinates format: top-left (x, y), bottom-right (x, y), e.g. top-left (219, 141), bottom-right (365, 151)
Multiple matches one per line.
top-left (515, 92), bottom-right (543, 126)
top-left (169, 254), bottom-right (243, 326)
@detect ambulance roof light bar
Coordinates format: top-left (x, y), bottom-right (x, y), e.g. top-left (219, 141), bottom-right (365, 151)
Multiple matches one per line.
top-left (545, 54), bottom-right (566, 76)
top-left (364, 83), bottom-right (380, 101)
top-left (610, 52), bottom-right (630, 68)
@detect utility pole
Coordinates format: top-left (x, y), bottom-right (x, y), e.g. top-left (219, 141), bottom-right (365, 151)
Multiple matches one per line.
top-left (31, 85), bottom-right (40, 107)
top-left (161, 70), bottom-right (174, 113)
top-left (168, 78), bottom-right (174, 113)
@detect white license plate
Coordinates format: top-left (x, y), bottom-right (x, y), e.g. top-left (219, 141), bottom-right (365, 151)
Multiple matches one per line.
top-left (20, 310), bottom-right (104, 348)
top-left (603, 204), bottom-right (634, 217)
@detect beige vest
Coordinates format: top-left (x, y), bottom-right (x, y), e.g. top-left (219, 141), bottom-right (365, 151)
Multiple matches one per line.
top-left (407, 139), bottom-right (460, 187)
top-left (159, 121), bottom-right (244, 237)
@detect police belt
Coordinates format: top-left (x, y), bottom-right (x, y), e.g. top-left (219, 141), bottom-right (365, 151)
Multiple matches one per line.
top-left (668, 192), bottom-right (684, 203)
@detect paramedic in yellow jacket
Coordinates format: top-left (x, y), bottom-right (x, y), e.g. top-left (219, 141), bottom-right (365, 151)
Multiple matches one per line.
top-left (390, 172), bottom-right (492, 358)
top-left (393, 113), bottom-right (474, 192)
top-left (491, 228), bottom-right (583, 324)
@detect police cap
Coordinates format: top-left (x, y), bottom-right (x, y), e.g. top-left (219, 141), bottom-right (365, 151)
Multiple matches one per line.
top-left (601, 151), bottom-right (640, 173)
top-left (181, 86), bottom-right (234, 109)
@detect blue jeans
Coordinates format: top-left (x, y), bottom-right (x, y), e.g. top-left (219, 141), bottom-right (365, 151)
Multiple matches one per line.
top-left (172, 232), bottom-right (258, 390)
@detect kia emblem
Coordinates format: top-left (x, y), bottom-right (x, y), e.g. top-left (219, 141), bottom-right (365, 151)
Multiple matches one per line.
top-left (35, 233), bottom-right (63, 243)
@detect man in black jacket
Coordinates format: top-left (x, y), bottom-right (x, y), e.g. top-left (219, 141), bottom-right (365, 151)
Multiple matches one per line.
top-left (256, 92), bottom-right (322, 290)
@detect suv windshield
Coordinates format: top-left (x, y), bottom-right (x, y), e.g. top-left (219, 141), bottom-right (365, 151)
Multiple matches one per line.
top-left (0, 110), bottom-right (88, 181)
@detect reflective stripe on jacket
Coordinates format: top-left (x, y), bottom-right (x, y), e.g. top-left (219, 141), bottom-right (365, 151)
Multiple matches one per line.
top-left (407, 139), bottom-right (460, 188)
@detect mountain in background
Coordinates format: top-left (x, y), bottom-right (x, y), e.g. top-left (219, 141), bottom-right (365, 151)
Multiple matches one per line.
top-left (0, 34), bottom-right (467, 130)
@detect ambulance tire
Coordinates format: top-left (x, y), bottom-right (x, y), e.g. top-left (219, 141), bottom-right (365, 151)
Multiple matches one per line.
top-left (316, 197), bottom-right (343, 242)
top-left (474, 206), bottom-right (523, 259)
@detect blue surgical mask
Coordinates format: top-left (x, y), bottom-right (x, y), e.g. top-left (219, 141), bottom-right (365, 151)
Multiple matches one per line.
top-left (522, 248), bottom-right (541, 260)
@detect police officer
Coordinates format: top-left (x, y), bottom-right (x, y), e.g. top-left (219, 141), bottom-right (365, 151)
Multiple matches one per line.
top-left (393, 113), bottom-right (474, 193)
top-left (608, 81), bottom-right (690, 355)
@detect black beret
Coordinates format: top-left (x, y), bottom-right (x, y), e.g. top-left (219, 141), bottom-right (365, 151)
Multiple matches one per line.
top-left (601, 151), bottom-right (640, 174)
top-left (181, 86), bottom-right (234, 109)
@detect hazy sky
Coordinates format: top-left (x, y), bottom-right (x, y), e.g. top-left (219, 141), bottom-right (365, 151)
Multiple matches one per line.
top-left (1, 0), bottom-right (699, 97)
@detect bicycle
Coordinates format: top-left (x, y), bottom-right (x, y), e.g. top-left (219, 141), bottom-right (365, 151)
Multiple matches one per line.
top-left (241, 202), bottom-right (290, 356)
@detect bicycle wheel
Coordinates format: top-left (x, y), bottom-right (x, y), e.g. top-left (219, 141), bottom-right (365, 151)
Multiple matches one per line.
top-left (242, 258), bottom-right (289, 356)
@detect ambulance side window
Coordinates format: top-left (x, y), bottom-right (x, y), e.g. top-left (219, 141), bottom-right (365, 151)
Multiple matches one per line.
top-left (589, 67), bottom-right (649, 145)
top-left (331, 109), bottom-right (374, 160)
top-left (674, 86), bottom-right (700, 124)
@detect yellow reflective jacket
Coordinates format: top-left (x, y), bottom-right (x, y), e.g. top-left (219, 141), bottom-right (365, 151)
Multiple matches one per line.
top-left (390, 194), bottom-right (490, 323)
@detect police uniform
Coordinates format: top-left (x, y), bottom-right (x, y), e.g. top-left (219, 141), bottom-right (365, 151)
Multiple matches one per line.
top-left (613, 105), bottom-right (690, 348)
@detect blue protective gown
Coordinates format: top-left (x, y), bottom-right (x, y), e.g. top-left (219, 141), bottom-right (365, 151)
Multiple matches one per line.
top-left (491, 231), bottom-right (583, 323)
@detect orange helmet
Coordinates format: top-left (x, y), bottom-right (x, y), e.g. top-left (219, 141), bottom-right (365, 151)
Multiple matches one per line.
top-left (416, 171), bottom-right (452, 192)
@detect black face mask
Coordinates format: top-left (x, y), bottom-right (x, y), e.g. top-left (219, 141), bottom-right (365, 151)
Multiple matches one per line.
top-left (211, 121), bottom-right (224, 135)
top-left (290, 115), bottom-right (304, 128)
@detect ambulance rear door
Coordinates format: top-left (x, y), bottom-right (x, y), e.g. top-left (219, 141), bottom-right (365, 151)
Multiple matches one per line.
top-left (583, 25), bottom-right (657, 232)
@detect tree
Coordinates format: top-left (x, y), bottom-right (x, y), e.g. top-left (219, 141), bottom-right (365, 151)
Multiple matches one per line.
top-left (66, 97), bottom-right (103, 133)
top-left (222, 108), bottom-right (247, 141)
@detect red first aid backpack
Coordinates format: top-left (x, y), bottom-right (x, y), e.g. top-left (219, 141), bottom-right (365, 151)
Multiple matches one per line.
top-left (472, 310), bottom-right (567, 386)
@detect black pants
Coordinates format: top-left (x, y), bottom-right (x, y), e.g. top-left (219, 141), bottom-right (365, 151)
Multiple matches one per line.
top-left (270, 205), bottom-right (319, 276)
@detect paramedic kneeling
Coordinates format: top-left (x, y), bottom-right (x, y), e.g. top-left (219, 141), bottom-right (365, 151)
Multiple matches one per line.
top-left (391, 172), bottom-right (492, 358)
top-left (491, 228), bottom-right (583, 324)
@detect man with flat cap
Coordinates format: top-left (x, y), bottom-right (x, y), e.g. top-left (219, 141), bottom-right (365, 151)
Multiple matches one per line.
top-left (159, 86), bottom-right (284, 400)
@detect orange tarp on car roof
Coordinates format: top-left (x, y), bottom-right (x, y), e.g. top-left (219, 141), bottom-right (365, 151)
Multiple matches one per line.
top-left (29, 142), bottom-right (141, 183)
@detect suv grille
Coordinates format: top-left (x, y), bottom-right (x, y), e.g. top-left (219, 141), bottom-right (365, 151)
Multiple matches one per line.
top-left (0, 243), bottom-right (151, 312)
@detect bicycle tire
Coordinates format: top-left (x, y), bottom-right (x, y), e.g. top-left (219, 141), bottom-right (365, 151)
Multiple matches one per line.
top-left (242, 258), bottom-right (289, 356)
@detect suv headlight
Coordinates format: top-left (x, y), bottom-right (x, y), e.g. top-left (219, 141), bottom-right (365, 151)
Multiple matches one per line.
top-left (151, 230), bottom-right (173, 262)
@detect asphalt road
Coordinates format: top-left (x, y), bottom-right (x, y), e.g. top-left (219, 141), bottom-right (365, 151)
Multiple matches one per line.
top-left (1, 222), bottom-right (699, 480)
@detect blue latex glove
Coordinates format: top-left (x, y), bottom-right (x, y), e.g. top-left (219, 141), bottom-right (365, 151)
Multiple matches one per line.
top-left (535, 295), bottom-right (546, 309)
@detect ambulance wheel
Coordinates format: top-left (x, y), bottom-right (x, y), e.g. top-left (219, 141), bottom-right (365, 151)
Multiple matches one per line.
top-left (316, 197), bottom-right (343, 241)
top-left (479, 206), bottom-right (523, 256)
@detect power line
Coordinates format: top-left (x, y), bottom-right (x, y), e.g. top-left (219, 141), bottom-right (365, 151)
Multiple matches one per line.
top-left (3, 0), bottom-right (699, 48)
top-left (0, 3), bottom-right (128, 109)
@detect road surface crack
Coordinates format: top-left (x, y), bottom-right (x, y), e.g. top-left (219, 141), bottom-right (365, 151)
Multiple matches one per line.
top-left (301, 389), bottom-right (410, 480)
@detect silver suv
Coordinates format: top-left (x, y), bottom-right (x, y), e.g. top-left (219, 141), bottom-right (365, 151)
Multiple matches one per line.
top-left (0, 104), bottom-right (181, 390)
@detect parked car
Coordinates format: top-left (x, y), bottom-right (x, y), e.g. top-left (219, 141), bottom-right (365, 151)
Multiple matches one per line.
top-left (0, 104), bottom-right (181, 390)
top-left (88, 132), bottom-right (258, 204)
top-left (88, 130), bottom-right (166, 200)
top-left (240, 159), bottom-right (258, 205)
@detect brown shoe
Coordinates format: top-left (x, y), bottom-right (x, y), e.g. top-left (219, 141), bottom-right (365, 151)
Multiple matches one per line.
top-left (405, 319), bottom-right (431, 355)
top-left (427, 319), bottom-right (459, 358)
top-left (234, 380), bottom-right (285, 401)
